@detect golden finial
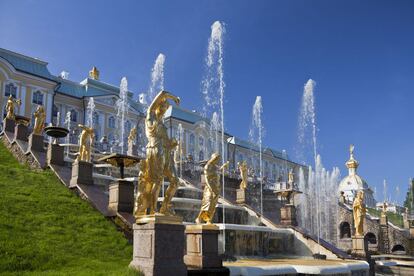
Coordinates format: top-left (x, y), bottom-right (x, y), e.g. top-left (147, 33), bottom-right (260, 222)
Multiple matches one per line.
top-left (89, 66), bottom-right (100, 80)
top-left (346, 144), bottom-right (359, 170)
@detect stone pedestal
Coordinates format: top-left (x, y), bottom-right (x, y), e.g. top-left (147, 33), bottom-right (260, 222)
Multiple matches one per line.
top-left (3, 118), bottom-right (15, 133)
top-left (184, 224), bottom-right (224, 270)
top-left (108, 180), bottom-right (134, 216)
top-left (47, 143), bottom-right (64, 166)
top-left (236, 188), bottom-right (246, 204)
top-left (129, 218), bottom-right (187, 276)
top-left (351, 235), bottom-right (367, 257)
top-left (127, 144), bottom-right (137, 156)
top-left (14, 124), bottom-right (28, 141)
top-left (69, 160), bottom-right (93, 187)
top-left (28, 134), bottom-right (45, 152)
top-left (280, 204), bottom-right (297, 226)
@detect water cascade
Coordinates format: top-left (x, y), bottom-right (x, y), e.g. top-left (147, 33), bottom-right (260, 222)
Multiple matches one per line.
top-left (116, 77), bottom-right (129, 154)
top-left (64, 111), bottom-right (71, 157)
top-left (86, 97), bottom-right (95, 128)
top-left (148, 53), bottom-right (165, 104)
top-left (249, 96), bottom-right (264, 214)
top-left (177, 123), bottom-right (184, 178)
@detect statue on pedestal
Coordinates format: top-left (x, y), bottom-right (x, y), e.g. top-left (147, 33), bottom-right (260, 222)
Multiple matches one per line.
top-left (5, 95), bottom-right (21, 120)
top-left (134, 159), bottom-right (153, 217)
top-left (237, 160), bottom-right (248, 190)
top-left (128, 127), bottom-right (137, 148)
top-left (196, 153), bottom-right (229, 224)
top-left (134, 91), bottom-right (180, 218)
top-left (77, 124), bottom-right (94, 162)
top-left (33, 105), bottom-right (46, 135)
top-left (353, 190), bottom-right (366, 236)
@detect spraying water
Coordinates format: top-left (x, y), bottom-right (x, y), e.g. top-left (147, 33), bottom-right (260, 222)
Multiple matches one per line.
top-left (201, 21), bottom-right (226, 252)
top-left (86, 97), bottom-right (95, 128)
top-left (297, 79), bottom-right (340, 245)
top-left (116, 77), bottom-right (129, 154)
top-left (178, 123), bottom-right (184, 178)
top-left (210, 112), bottom-right (220, 155)
top-left (148, 53), bottom-right (165, 103)
top-left (64, 111), bottom-right (72, 157)
top-left (249, 96), bottom-right (264, 214)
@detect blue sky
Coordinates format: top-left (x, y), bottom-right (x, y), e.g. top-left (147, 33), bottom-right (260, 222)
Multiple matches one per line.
top-left (1, 0), bottom-right (413, 204)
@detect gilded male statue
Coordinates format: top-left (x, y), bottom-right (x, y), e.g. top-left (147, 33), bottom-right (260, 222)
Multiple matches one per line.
top-left (5, 95), bottom-right (21, 120)
top-left (77, 124), bottom-right (94, 162)
top-left (353, 190), bottom-right (366, 236)
top-left (144, 91), bottom-right (180, 215)
top-left (237, 161), bottom-right (248, 190)
top-left (33, 105), bottom-right (46, 135)
top-left (196, 153), bottom-right (229, 224)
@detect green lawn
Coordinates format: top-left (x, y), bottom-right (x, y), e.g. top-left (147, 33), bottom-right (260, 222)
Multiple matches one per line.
top-left (0, 141), bottom-right (138, 275)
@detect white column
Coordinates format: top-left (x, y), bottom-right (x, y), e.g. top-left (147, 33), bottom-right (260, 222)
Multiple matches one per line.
top-left (100, 112), bottom-right (104, 139)
top-left (19, 85), bottom-right (26, 116)
top-left (46, 92), bottom-right (53, 124)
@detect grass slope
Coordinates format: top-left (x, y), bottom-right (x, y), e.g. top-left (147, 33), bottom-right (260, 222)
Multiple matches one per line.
top-left (0, 142), bottom-right (137, 275)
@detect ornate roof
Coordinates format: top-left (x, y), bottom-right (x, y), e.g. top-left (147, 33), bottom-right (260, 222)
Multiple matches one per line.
top-left (339, 145), bottom-right (369, 192)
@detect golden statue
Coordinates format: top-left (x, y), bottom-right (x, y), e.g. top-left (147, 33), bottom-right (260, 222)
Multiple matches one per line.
top-left (237, 161), bottom-right (248, 190)
top-left (89, 66), bottom-right (100, 80)
top-left (5, 95), bottom-right (21, 120)
top-left (196, 153), bottom-right (229, 224)
top-left (134, 159), bottom-right (153, 217)
top-left (33, 105), bottom-right (46, 135)
top-left (288, 169), bottom-right (294, 184)
top-left (128, 126), bottom-right (137, 147)
top-left (134, 90), bottom-right (180, 218)
top-left (353, 190), bottom-right (366, 236)
top-left (77, 124), bottom-right (94, 162)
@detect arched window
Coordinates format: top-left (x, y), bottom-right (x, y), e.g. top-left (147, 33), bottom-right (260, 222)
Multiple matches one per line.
top-left (108, 116), bottom-right (116, 128)
top-left (5, 83), bottom-right (17, 98)
top-left (199, 150), bottom-right (204, 161)
top-left (189, 133), bottom-right (195, 146)
top-left (125, 120), bottom-right (131, 134)
top-left (70, 109), bottom-right (77, 122)
top-left (391, 244), bottom-right (406, 253)
top-left (364, 232), bottom-right (377, 244)
top-left (339, 222), bottom-right (351, 239)
top-left (198, 136), bottom-right (204, 147)
top-left (32, 91), bottom-right (44, 105)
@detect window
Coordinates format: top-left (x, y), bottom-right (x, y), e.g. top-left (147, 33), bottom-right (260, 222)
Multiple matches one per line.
top-left (52, 105), bottom-right (59, 117)
top-left (189, 133), bottom-right (195, 146)
top-left (199, 150), bottom-right (204, 161)
top-left (5, 83), bottom-right (17, 98)
top-left (32, 91), bottom-right (44, 105)
top-left (108, 116), bottom-right (116, 128)
top-left (125, 120), bottom-right (131, 134)
top-left (198, 136), bottom-right (204, 147)
top-left (70, 109), bottom-right (77, 122)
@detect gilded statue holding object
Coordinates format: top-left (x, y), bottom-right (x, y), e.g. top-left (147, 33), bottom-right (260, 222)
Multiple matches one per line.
top-left (134, 91), bottom-right (180, 218)
top-left (237, 161), bottom-right (248, 190)
top-left (196, 153), bottom-right (229, 224)
top-left (5, 95), bottom-right (21, 120)
top-left (353, 190), bottom-right (366, 236)
top-left (77, 124), bottom-right (94, 162)
top-left (33, 105), bottom-right (46, 135)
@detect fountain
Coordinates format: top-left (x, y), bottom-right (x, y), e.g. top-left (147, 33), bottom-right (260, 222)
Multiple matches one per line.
top-left (86, 97), bottom-right (95, 128)
top-left (148, 53), bottom-right (165, 104)
top-left (44, 117), bottom-right (69, 166)
top-left (249, 96), bottom-right (264, 214)
top-left (296, 79), bottom-right (340, 246)
top-left (177, 123), bottom-right (184, 178)
top-left (116, 77), bottom-right (129, 154)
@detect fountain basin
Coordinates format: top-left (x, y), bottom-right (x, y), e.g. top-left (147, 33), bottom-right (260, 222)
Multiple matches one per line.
top-left (15, 115), bottom-right (30, 126)
top-left (97, 153), bottom-right (141, 179)
top-left (44, 126), bottom-right (69, 139)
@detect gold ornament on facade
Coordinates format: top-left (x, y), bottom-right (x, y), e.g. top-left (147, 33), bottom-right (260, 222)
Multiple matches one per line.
top-left (353, 190), bottom-right (366, 236)
top-left (133, 91), bottom-right (181, 219)
top-left (5, 95), bottom-right (21, 120)
top-left (89, 66), bottom-right (100, 80)
top-left (346, 144), bottom-right (359, 169)
top-left (196, 153), bottom-right (229, 224)
top-left (33, 105), bottom-right (46, 135)
top-left (77, 124), bottom-right (94, 162)
top-left (288, 169), bottom-right (294, 185)
top-left (237, 160), bottom-right (248, 190)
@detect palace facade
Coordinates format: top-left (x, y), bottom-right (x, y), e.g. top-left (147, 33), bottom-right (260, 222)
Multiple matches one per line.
top-left (0, 47), bottom-right (303, 184)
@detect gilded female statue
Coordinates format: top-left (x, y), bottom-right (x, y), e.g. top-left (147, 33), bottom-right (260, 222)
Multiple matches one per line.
top-left (144, 91), bottom-right (180, 215)
top-left (77, 124), bottom-right (94, 162)
top-left (237, 161), bottom-right (248, 190)
top-left (196, 153), bottom-right (229, 224)
top-left (5, 95), bottom-right (21, 120)
top-left (134, 159), bottom-right (153, 217)
top-left (353, 190), bottom-right (366, 236)
top-left (33, 105), bottom-right (46, 135)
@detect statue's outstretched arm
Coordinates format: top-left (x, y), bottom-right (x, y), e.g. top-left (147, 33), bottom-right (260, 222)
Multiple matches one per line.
top-left (148, 91), bottom-right (180, 114)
